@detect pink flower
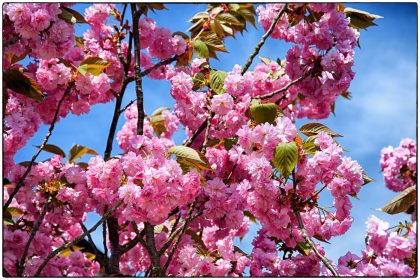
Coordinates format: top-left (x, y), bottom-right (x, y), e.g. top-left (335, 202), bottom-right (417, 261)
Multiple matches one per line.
top-left (211, 93), bottom-right (234, 115)
top-left (334, 196), bottom-right (352, 221)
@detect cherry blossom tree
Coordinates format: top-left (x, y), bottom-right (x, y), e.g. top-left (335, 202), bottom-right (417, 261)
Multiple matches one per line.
top-left (3, 3), bottom-right (416, 277)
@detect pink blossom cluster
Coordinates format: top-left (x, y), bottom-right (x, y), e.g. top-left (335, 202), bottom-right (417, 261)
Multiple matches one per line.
top-left (250, 228), bottom-right (325, 276)
top-left (3, 4), bottom-right (75, 60)
top-left (257, 3), bottom-right (359, 118)
top-left (3, 3), bottom-right (400, 277)
top-left (380, 138), bottom-right (416, 192)
top-left (4, 156), bottom-right (98, 276)
top-left (138, 17), bottom-right (186, 60)
top-left (332, 215), bottom-right (416, 276)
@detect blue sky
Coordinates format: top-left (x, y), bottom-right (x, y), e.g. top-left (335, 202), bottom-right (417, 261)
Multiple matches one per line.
top-left (14, 3), bottom-right (417, 263)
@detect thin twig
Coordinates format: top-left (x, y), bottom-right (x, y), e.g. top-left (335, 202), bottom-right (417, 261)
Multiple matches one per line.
top-left (33, 200), bottom-right (124, 277)
top-left (132, 4), bottom-right (145, 136)
top-left (104, 79), bottom-right (130, 160)
top-left (201, 112), bottom-right (214, 153)
top-left (302, 184), bottom-right (328, 204)
top-left (120, 222), bottom-right (147, 254)
top-left (140, 56), bottom-right (177, 78)
top-left (102, 209), bottom-right (109, 272)
top-left (16, 198), bottom-right (51, 276)
top-left (291, 171), bottom-right (338, 276)
top-left (3, 88), bottom-right (71, 212)
top-left (241, 4), bottom-right (288, 75)
top-left (107, 216), bottom-right (122, 274)
top-left (293, 209), bottom-right (339, 276)
top-left (158, 216), bottom-right (183, 256)
top-left (253, 70), bottom-right (312, 100)
top-left (114, 25), bottom-right (127, 67)
top-left (162, 201), bottom-right (197, 274)
top-left (80, 222), bottom-right (98, 256)
top-left (119, 99), bottom-right (136, 114)
top-left (183, 118), bottom-right (208, 147)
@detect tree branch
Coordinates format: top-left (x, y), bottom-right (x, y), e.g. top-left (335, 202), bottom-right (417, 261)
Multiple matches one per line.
top-left (183, 118), bottom-right (208, 147)
top-left (103, 78), bottom-right (130, 160)
top-left (293, 209), bottom-right (339, 276)
top-left (132, 4), bottom-right (145, 136)
top-left (291, 171), bottom-right (338, 276)
top-left (302, 184), bottom-right (328, 204)
top-left (241, 4), bottom-right (288, 75)
top-left (3, 87), bottom-right (71, 212)
top-left (201, 111), bottom-right (214, 153)
top-left (162, 200), bottom-right (197, 274)
top-left (102, 218), bottom-right (109, 273)
top-left (16, 198), bottom-right (51, 276)
top-left (253, 70), bottom-right (313, 101)
top-left (144, 222), bottom-right (163, 276)
top-left (120, 222), bottom-right (147, 254)
top-left (33, 200), bottom-right (123, 277)
top-left (140, 56), bottom-right (177, 78)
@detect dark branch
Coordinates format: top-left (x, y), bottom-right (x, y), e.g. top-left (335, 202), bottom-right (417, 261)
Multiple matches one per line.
top-left (140, 56), bottom-right (177, 78)
top-left (132, 4), bottom-right (145, 136)
top-left (183, 118), bottom-right (208, 147)
top-left (241, 4), bottom-right (288, 75)
top-left (34, 200), bottom-right (123, 277)
top-left (253, 70), bottom-right (312, 101)
top-left (3, 87), bottom-right (71, 212)
top-left (293, 209), bottom-right (339, 276)
top-left (17, 198), bottom-right (51, 276)
top-left (201, 112), bottom-right (214, 153)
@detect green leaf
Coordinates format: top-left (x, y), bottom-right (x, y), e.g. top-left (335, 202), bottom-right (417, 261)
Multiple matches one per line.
top-left (341, 91), bottom-right (352, 100)
top-left (59, 245), bottom-right (84, 257)
top-left (211, 19), bottom-right (226, 38)
top-left (350, 193), bottom-right (360, 200)
top-left (299, 122), bottom-right (342, 137)
top-left (69, 144), bottom-right (98, 162)
top-left (151, 107), bottom-right (170, 117)
top-left (296, 241), bottom-right (311, 256)
top-left (192, 40), bottom-right (210, 58)
top-left (154, 224), bottom-right (168, 234)
top-left (167, 146), bottom-right (212, 171)
top-left (379, 186), bottom-right (416, 215)
top-left (189, 12), bottom-right (209, 22)
top-left (249, 102), bottom-right (279, 124)
top-left (216, 13), bottom-right (242, 26)
top-left (150, 107), bottom-right (170, 138)
top-left (7, 207), bottom-right (24, 216)
top-left (3, 69), bottom-right (45, 101)
top-left (344, 7), bottom-right (382, 30)
top-left (259, 56), bottom-right (271, 65)
top-left (186, 229), bottom-right (209, 254)
top-left (229, 4), bottom-right (240, 11)
top-left (57, 58), bottom-right (75, 70)
top-left (362, 172), bottom-right (375, 185)
top-left (243, 210), bottom-right (257, 223)
top-left (192, 72), bottom-right (207, 90)
top-left (10, 52), bottom-right (27, 64)
top-left (84, 252), bottom-right (96, 261)
top-left (223, 137), bottom-right (238, 150)
top-left (36, 144), bottom-right (66, 158)
top-left (59, 7), bottom-right (87, 24)
top-left (272, 141), bottom-right (298, 178)
top-left (209, 70), bottom-right (227, 94)
top-left (302, 135), bottom-right (319, 156)
top-left (75, 36), bottom-right (85, 48)
top-left (77, 57), bottom-right (110, 76)
top-left (172, 31), bottom-right (190, 40)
